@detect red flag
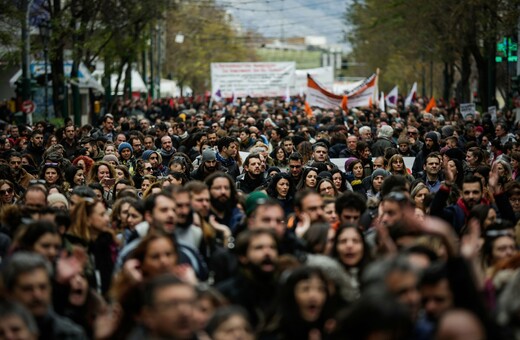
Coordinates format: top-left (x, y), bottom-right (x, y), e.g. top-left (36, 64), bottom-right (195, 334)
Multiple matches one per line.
top-left (425, 97), bottom-right (436, 113)
top-left (341, 96), bottom-right (348, 111)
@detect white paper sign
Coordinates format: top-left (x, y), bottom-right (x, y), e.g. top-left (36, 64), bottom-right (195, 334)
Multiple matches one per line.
top-left (211, 62), bottom-right (295, 98)
top-left (460, 103), bottom-right (476, 118)
top-left (488, 106), bottom-right (497, 122)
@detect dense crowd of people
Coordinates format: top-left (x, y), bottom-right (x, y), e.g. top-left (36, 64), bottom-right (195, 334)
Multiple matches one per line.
top-left (0, 95), bottom-right (519, 339)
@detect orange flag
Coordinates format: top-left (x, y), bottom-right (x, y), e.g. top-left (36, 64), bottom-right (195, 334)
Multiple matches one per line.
top-left (341, 96), bottom-right (348, 111)
top-left (425, 97), bottom-right (436, 113)
top-left (304, 101), bottom-right (313, 117)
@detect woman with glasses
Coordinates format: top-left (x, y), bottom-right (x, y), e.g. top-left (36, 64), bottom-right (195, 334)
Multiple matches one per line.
top-left (296, 167), bottom-right (320, 191)
top-left (271, 145), bottom-right (289, 170)
top-left (266, 172), bottom-right (295, 216)
top-left (0, 179), bottom-right (18, 210)
top-left (317, 178), bottom-right (339, 198)
top-left (132, 159), bottom-right (152, 189)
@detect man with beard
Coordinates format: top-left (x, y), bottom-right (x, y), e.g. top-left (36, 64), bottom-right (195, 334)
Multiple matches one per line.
top-left (190, 149), bottom-right (226, 181)
top-left (207, 129), bottom-right (218, 148)
top-left (431, 165), bottom-right (514, 234)
top-left (216, 137), bottom-right (240, 179)
top-left (168, 185), bottom-right (202, 251)
top-left (3, 252), bottom-right (87, 339)
top-left (80, 137), bottom-right (104, 162)
top-left (412, 132), bottom-right (440, 178)
top-left (216, 228), bottom-right (279, 329)
top-left (206, 172), bottom-right (244, 234)
top-left (8, 152), bottom-right (35, 191)
top-left (129, 136), bottom-right (144, 159)
top-left (158, 135), bottom-right (176, 167)
top-left (25, 130), bottom-right (45, 166)
top-left (60, 125), bottom-right (78, 160)
top-left (236, 154), bottom-right (265, 194)
top-left (115, 193), bottom-right (207, 280)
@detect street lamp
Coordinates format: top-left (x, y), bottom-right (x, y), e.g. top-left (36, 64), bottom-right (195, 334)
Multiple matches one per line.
top-left (39, 21), bottom-right (50, 121)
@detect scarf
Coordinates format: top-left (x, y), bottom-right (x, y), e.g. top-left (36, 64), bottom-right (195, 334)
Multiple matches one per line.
top-left (216, 152), bottom-right (235, 167)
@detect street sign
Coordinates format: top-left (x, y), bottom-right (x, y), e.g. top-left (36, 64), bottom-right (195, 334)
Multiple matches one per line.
top-left (22, 100), bottom-right (36, 114)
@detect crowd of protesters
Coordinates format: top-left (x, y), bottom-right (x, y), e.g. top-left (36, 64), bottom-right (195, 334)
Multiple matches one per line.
top-left (0, 94), bottom-right (519, 339)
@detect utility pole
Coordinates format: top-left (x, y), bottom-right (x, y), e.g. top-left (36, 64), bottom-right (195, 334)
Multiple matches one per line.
top-left (21, 0), bottom-right (33, 102)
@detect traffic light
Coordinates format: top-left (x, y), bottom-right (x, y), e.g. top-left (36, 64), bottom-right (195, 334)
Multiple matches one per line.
top-left (341, 56), bottom-right (349, 70)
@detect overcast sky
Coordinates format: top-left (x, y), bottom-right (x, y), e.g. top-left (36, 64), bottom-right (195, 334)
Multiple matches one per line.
top-left (214, 0), bottom-right (350, 49)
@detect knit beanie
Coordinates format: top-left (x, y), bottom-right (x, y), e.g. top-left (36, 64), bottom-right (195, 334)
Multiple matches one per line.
top-left (142, 150), bottom-right (155, 161)
top-left (372, 169), bottom-right (390, 181)
top-left (102, 154), bottom-right (119, 165)
top-left (202, 149), bottom-right (217, 162)
top-left (118, 142), bottom-right (133, 154)
top-left (47, 193), bottom-right (69, 210)
top-left (425, 132), bottom-right (438, 143)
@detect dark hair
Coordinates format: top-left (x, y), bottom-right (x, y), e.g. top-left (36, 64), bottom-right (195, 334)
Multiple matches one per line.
top-left (17, 220), bottom-right (59, 252)
top-left (234, 228), bottom-right (278, 258)
top-left (205, 306), bottom-right (252, 337)
top-left (419, 262), bottom-right (448, 287)
top-left (331, 224), bottom-right (371, 270)
top-left (463, 175), bottom-right (483, 192)
top-left (266, 172), bottom-right (293, 199)
top-left (288, 152), bottom-right (303, 162)
top-left (64, 165), bottom-right (83, 187)
top-left (380, 175), bottom-right (409, 197)
top-left (144, 192), bottom-right (172, 214)
top-left (217, 136), bottom-right (238, 153)
top-left (142, 274), bottom-right (187, 307)
top-left (335, 192), bottom-right (366, 216)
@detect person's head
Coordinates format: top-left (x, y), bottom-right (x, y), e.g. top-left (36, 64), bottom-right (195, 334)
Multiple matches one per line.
top-left (141, 274), bottom-right (196, 339)
top-left (205, 172), bottom-right (238, 213)
top-left (387, 154), bottom-right (405, 175)
top-left (317, 178), bottom-right (338, 197)
top-left (16, 221), bottom-right (61, 263)
top-left (419, 263), bottom-right (453, 321)
top-left (380, 191), bottom-right (412, 227)
top-left (22, 186), bottom-right (48, 212)
top-left (312, 142), bottom-right (328, 162)
top-left (335, 192), bottom-right (366, 225)
top-left (243, 154), bottom-right (262, 178)
top-left (461, 175), bottom-right (483, 209)
top-left (118, 142), bottom-right (133, 161)
top-left (359, 126), bottom-right (372, 141)
top-left (125, 199), bottom-right (145, 230)
top-left (297, 167), bottom-right (319, 190)
top-left (89, 161), bottom-right (115, 183)
top-left (0, 180), bottom-right (17, 205)
top-left (201, 149), bottom-right (217, 173)
top-left (280, 266), bottom-right (329, 324)
top-left (410, 182), bottom-right (430, 211)
top-left (0, 300), bottom-right (38, 340)
top-left (246, 196), bottom-right (285, 238)
top-left (216, 137), bottom-right (238, 159)
top-left (129, 136), bottom-right (143, 155)
top-left (102, 114), bottom-right (114, 131)
top-left (468, 204), bottom-right (497, 231)
top-left (435, 309), bottom-right (485, 340)
top-left (69, 198), bottom-right (109, 241)
top-left (349, 159), bottom-right (364, 179)
top-left (494, 159), bottom-right (512, 180)
top-left (288, 152), bottom-right (303, 178)
top-left (29, 131), bottom-right (44, 148)
top-left (332, 224), bottom-right (369, 269)
top-left (294, 189), bottom-right (325, 223)
top-left (205, 306), bottom-right (253, 340)
top-left (466, 147), bottom-right (483, 167)
top-left (282, 137), bottom-right (295, 155)
top-left (235, 228), bottom-right (279, 277)
top-left (331, 168), bottom-right (347, 192)
top-left (39, 163), bottom-right (62, 186)
top-left (266, 172), bottom-right (293, 200)
top-left (64, 165), bottom-right (85, 188)
top-left (495, 122), bottom-right (507, 137)
top-left (185, 181), bottom-right (211, 218)
top-left (423, 153), bottom-right (441, 178)
top-left (144, 193), bottom-right (177, 233)
top-left (115, 133), bottom-right (127, 148)
top-left (371, 169), bottom-right (389, 193)
top-left (3, 252), bottom-right (53, 318)
top-left (161, 135), bottom-right (173, 152)
top-left (482, 224), bottom-right (517, 266)
top-left (130, 232), bottom-right (177, 278)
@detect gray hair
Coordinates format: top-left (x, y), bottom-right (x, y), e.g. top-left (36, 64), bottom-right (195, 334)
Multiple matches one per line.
top-left (361, 255), bottom-right (416, 292)
top-left (3, 252), bottom-right (53, 291)
top-left (359, 126), bottom-right (371, 135)
top-left (377, 125), bottom-right (394, 138)
top-left (0, 300), bottom-right (38, 334)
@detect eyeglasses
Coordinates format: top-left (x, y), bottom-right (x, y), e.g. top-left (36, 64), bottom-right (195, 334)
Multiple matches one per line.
top-left (289, 165), bottom-right (302, 169)
top-left (150, 156), bottom-right (158, 160)
top-left (145, 167), bottom-right (153, 171)
top-left (408, 132), bottom-right (418, 135)
top-left (0, 188), bottom-right (13, 195)
top-left (45, 162), bottom-right (59, 166)
top-left (304, 166), bottom-right (319, 171)
top-left (383, 191), bottom-right (409, 203)
top-left (29, 179), bottom-right (46, 186)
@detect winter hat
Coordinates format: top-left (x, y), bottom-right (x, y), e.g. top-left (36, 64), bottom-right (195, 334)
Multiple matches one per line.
top-left (118, 142), bottom-right (133, 154)
top-left (245, 191), bottom-right (269, 216)
top-left (47, 193), bottom-right (69, 210)
top-left (202, 149), bottom-right (217, 163)
top-left (142, 150), bottom-right (155, 161)
top-left (372, 169), bottom-right (390, 181)
top-left (441, 125), bottom-right (454, 138)
top-left (444, 148), bottom-right (465, 162)
top-left (425, 132), bottom-right (438, 143)
top-left (344, 157), bottom-right (359, 172)
top-left (397, 136), bottom-right (410, 145)
top-left (103, 154), bottom-right (119, 165)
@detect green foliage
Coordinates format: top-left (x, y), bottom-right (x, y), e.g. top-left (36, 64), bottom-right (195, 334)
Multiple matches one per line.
top-left (164, 0), bottom-right (257, 93)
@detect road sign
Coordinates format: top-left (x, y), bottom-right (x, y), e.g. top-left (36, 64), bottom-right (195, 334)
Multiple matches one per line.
top-left (22, 100), bottom-right (36, 114)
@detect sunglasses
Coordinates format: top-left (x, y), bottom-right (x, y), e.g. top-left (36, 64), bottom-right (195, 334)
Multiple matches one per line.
top-left (289, 165), bottom-right (302, 169)
top-left (0, 188), bottom-right (13, 195)
top-left (145, 167), bottom-right (153, 171)
top-left (29, 179), bottom-right (46, 185)
top-left (45, 162), bottom-right (59, 166)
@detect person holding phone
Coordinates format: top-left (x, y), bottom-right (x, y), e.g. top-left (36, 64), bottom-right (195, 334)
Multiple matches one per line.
top-left (88, 161), bottom-right (117, 204)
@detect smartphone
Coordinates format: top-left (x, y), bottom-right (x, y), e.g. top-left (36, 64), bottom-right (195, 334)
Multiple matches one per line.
top-left (104, 178), bottom-right (116, 186)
